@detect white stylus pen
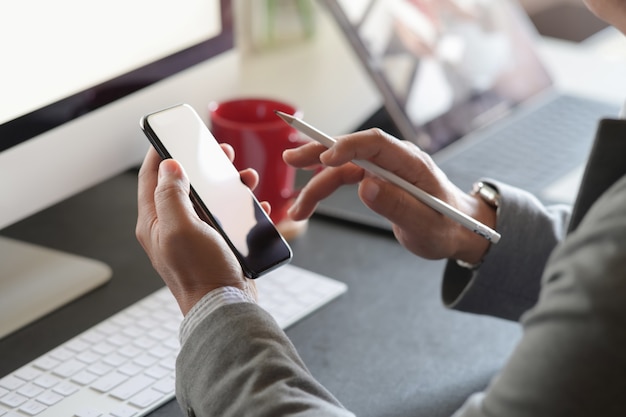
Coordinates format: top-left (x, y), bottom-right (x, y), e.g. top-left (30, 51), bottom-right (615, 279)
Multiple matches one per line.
top-left (275, 111), bottom-right (501, 244)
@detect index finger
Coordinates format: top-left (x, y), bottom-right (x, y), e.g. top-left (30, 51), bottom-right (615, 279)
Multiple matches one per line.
top-left (283, 141), bottom-right (329, 169)
top-left (321, 129), bottom-right (435, 188)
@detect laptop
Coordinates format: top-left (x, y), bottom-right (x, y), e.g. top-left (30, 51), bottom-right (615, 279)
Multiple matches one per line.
top-left (313, 0), bottom-right (621, 231)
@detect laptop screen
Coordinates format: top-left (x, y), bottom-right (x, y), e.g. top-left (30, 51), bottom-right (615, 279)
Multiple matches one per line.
top-left (323, 0), bottom-right (553, 154)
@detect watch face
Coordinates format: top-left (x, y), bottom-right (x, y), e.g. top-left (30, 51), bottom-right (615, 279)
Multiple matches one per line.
top-left (473, 182), bottom-right (500, 208)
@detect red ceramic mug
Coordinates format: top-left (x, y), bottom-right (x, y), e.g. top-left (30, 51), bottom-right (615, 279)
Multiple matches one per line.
top-left (209, 98), bottom-right (305, 225)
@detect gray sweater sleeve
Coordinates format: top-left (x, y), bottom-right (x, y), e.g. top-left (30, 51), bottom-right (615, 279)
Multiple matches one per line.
top-left (175, 302), bottom-right (355, 417)
top-left (442, 180), bottom-right (571, 321)
top-left (453, 174), bottom-right (626, 416)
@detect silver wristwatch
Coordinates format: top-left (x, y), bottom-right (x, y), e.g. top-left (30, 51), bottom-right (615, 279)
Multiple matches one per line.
top-left (471, 181), bottom-right (500, 209)
top-left (455, 181), bottom-right (500, 270)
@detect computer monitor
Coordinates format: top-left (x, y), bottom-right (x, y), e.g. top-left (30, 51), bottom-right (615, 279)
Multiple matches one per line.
top-left (0, 0), bottom-right (235, 338)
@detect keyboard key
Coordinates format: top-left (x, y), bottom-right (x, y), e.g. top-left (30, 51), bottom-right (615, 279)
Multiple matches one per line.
top-left (0, 392), bottom-right (28, 408)
top-left (128, 388), bottom-right (164, 409)
top-left (132, 337), bottom-right (157, 350)
top-left (151, 377), bottom-right (175, 394)
top-left (162, 321), bottom-right (179, 333)
top-left (110, 375), bottom-right (156, 400)
top-left (118, 363), bottom-right (144, 377)
top-left (86, 362), bottom-right (112, 377)
top-left (94, 321), bottom-right (120, 336)
top-left (91, 342), bottom-right (116, 356)
top-left (147, 328), bottom-right (172, 341)
top-left (158, 357), bottom-right (175, 371)
top-left (121, 325), bottom-right (145, 339)
top-left (133, 354), bottom-right (158, 368)
top-left (65, 339), bottom-right (90, 353)
top-left (52, 359), bottom-right (86, 378)
top-left (106, 334), bottom-right (131, 347)
top-left (33, 374), bottom-right (61, 389)
top-left (162, 338), bottom-right (180, 351)
top-left (91, 372), bottom-right (128, 393)
top-left (125, 305), bottom-right (150, 319)
top-left (117, 345), bottom-right (143, 359)
top-left (76, 351), bottom-right (101, 365)
top-left (81, 330), bottom-right (107, 345)
top-left (110, 404), bottom-right (139, 417)
top-left (13, 367), bottom-right (42, 382)
top-left (52, 381), bottom-right (79, 397)
top-left (144, 365), bottom-right (169, 380)
top-left (34, 391), bottom-right (63, 406)
top-left (0, 375), bottom-right (25, 391)
top-left (71, 371), bottom-right (99, 386)
top-left (32, 357), bottom-right (60, 372)
top-left (48, 347), bottom-right (75, 362)
top-left (110, 314), bottom-right (133, 328)
top-left (16, 384), bottom-right (44, 398)
top-left (19, 400), bottom-right (47, 416)
top-left (136, 318), bottom-right (159, 330)
top-left (147, 345), bottom-right (171, 360)
top-left (102, 353), bottom-right (127, 368)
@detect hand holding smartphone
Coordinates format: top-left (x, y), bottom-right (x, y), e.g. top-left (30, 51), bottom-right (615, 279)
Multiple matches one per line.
top-left (140, 104), bottom-right (292, 279)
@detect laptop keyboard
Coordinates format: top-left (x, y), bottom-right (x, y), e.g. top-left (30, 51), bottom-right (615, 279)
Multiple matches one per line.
top-left (0, 265), bottom-right (347, 417)
top-left (436, 94), bottom-right (621, 197)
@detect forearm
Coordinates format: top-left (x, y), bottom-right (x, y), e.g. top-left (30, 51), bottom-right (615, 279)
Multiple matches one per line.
top-left (176, 299), bottom-right (354, 417)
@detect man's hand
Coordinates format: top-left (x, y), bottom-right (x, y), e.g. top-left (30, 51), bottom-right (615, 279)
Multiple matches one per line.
top-left (283, 129), bottom-right (495, 264)
top-left (136, 146), bottom-right (261, 315)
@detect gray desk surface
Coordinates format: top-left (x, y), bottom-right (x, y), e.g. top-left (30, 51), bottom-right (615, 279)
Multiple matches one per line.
top-left (0, 169), bottom-right (520, 417)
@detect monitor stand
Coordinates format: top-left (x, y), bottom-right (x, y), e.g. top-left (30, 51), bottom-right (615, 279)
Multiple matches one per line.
top-left (0, 236), bottom-right (112, 339)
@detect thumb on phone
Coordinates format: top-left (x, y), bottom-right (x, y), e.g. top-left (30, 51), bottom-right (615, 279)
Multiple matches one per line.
top-left (154, 159), bottom-right (197, 227)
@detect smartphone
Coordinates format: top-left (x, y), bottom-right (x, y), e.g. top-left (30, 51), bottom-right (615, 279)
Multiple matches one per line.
top-left (140, 103), bottom-right (292, 279)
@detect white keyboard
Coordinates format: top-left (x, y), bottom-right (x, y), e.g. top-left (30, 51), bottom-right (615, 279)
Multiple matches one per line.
top-left (0, 265), bottom-right (347, 417)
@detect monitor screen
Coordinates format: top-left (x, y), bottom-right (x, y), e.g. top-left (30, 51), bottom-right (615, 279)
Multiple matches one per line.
top-left (1, 0), bottom-right (232, 152)
top-left (0, 0), bottom-right (234, 339)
